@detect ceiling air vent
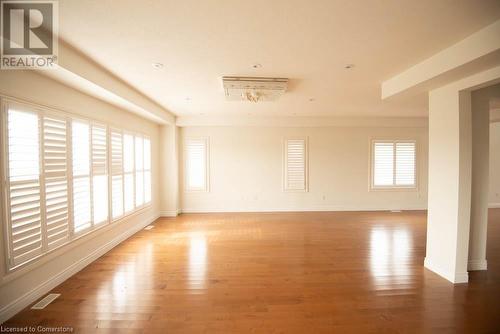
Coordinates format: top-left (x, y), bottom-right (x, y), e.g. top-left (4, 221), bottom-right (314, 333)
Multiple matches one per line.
top-left (222, 76), bottom-right (288, 102)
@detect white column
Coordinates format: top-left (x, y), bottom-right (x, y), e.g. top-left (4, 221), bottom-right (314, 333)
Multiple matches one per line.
top-left (469, 84), bottom-right (500, 270)
top-left (425, 87), bottom-right (472, 283)
top-left (159, 124), bottom-right (180, 216)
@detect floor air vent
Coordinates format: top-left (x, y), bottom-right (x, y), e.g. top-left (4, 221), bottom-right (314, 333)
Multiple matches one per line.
top-left (31, 293), bottom-right (60, 309)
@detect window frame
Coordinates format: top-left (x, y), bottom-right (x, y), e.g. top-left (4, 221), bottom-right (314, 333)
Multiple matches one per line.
top-left (369, 139), bottom-right (418, 191)
top-left (283, 137), bottom-right (309, 192)
top-left (184, 136), bottom-right (210, 193)
top-left (0, 97), bottom-right (153, 274)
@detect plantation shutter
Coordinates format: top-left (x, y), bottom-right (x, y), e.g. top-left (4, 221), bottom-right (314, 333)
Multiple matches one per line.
top-left (72, 121), bottom-right (91, 233)
top-left (395, 142), bottom-right (416, 186)
top-left (186, 138), bottom-right (207, 191)
top-left (373, 141), bottom-right (416, 187)
top-left (284, 139), bottom-right (307, 191)
top-left (43, 116), bottom-right (70, 249)
top-left (92, 124), bottom-right (108, 224)
top-left (373, 142), bottom-right (394, 186)
top-left (111, 129), bottom-right (124, 218)
top-left (135, 136), bottom-right (144, 206)
top-left (144, 137), bottom-right (151, 203)
top-left (123, 134), bottom-right (135, 212)
top-left (6, 109), bottom-right (43, 267)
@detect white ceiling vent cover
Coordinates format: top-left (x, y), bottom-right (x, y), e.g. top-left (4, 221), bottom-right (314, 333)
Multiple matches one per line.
top-left (222, 76), bottom-right (288, 102)
top-left (31, 293), bottom-right (61, 309)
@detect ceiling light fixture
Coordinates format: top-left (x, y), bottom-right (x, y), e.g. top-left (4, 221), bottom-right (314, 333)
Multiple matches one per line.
top-left (242, 90), bottom-right (262, 103)
top-left (252, 63), bottom-right (262, 69)
top-left (222, 76), bottom-right (288, 102)
top-left (152, 62), bottom-right (164, 69)
top-left (344, 64), bottom-right (355, 69)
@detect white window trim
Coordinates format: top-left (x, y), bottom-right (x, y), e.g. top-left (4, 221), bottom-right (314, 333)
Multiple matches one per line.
top-left (0, 96), bottom-right (153, 273)
top-left (184, 136), bottom-right (210, 192)
top-left (283, 137), bottom-right (309, 192)
top-left (369, 139), bottom-right (418, 191)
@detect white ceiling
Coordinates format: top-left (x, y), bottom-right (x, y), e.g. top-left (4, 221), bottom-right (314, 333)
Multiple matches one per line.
top-left (58, 0), bottom-right (500, 118)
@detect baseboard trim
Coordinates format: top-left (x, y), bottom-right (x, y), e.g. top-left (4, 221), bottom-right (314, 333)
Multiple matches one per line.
top-left (489, 203), bottom-right (500, 208)
top-left (180, 206), bottom-right (427, 213)
top-left (468, 259), bottom-right (488, 271)
top-left (0, 213), bottom-right (160, 324)
top-left (160, 210), bottom-right (180, 217)
top-left (424, 257), bottom-right (468, 284)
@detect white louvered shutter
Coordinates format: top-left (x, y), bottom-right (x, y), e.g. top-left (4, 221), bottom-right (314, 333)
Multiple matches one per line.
top-left (72, 121), bottom-right (91, 233)
top-left (284, 139), bottom-right (307, 191)
top-left (43, 116), bottom-right (70, 249)
top-left (373, 142), bottom-right (394, 186)
top-left (186, 138), bottom-right (207, 191)
top-left (144, 138), bottom-right (151, 203)
top-left (111, 130), bottom-right (124, 218)
top-left (92, 124), bottom-right (108, 224)
top-left (135, 136), bottom-right (144, 207)
top-left (373, 141), bottom-right (416, 188)
top-left (395, 142), bottom-right (416, 186)
top-left (6, 109), bottom-right (43, 267)
top-left (123, 134), bottom-right (135, 212)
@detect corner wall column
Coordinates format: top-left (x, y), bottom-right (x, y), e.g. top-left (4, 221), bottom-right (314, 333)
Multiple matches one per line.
top-left (159, 124), bottom-right (180, 216)
top-left (425, 87), bottom-right (472, 283)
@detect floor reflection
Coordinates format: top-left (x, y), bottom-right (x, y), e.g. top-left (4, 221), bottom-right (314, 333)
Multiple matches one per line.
top-left (188, 232), bottom-right (207, 290)
top-left (97, 242), bottom-right (154, 313)
top-left (370, 227), bottom-right (412, 285)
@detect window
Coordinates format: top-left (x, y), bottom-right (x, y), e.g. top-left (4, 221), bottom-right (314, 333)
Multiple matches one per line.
top-left (1, 99), bottom-right (153, 271)
top-left (283, 138), bottom-right (308, 192)
top-left (123, 133), bottom-right (135, 213)
top-left (72, 120), bottom-right (91, 233)
top-left (91, 124), bottom-right (108, 224)
top-left (135, 136), bottom-right (144, 206)
top-left (112, 132), bottom-right (150, 218)
top-left (43, 115), bottom-right (70, 249)
top-left (185, 137), bottom-right (209, 192)
top-left (5, 107), bottom-right (43, 268)
top-left (111, 129), bottom-right (124, 219)
top-left (144, 138), bottom-right (151, 203)
top-left (371, 140), bottom-right (416, 188)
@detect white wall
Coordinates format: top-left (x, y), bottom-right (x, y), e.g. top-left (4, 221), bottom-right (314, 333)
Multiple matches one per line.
top-left (0, 71), bottom-right (161, 322)
top-left (180, 124), bottom-right (428, 212)
top-left (490, 122), bottom-right (500, 206)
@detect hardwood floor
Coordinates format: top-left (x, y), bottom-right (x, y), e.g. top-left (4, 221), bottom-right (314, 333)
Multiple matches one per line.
top-left (3, 210), bottom-right (500, 333)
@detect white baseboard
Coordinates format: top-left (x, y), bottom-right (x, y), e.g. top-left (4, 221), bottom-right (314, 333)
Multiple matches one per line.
top-left (160, 210), bottom-right (180, 217)
top-left (0, 213), bottom-right (160, 324)
top-left (180, 206), bottom-right (427, 214)
top-left (489, 203), bottom-right (500, 208)
top-left (424, 257), bottom-right (468, 284)
top-left (468, 259), bottom-right (488, 271)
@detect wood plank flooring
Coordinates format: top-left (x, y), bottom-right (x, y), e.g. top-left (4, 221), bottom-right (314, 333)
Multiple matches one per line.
top-left (3, 210), bottom-right (500, 333)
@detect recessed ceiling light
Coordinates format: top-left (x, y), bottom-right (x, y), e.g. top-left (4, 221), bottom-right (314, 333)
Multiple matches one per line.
top-left (252, 63), bottom-right (262, 69)
top-left (152, 62), bottom-right (164, 69)
top-left (344, 64), bottom-right (355, 69)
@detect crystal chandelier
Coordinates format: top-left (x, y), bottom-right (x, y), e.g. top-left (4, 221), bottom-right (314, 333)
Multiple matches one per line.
top-left (242, 90), bottom-right (263, 103)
